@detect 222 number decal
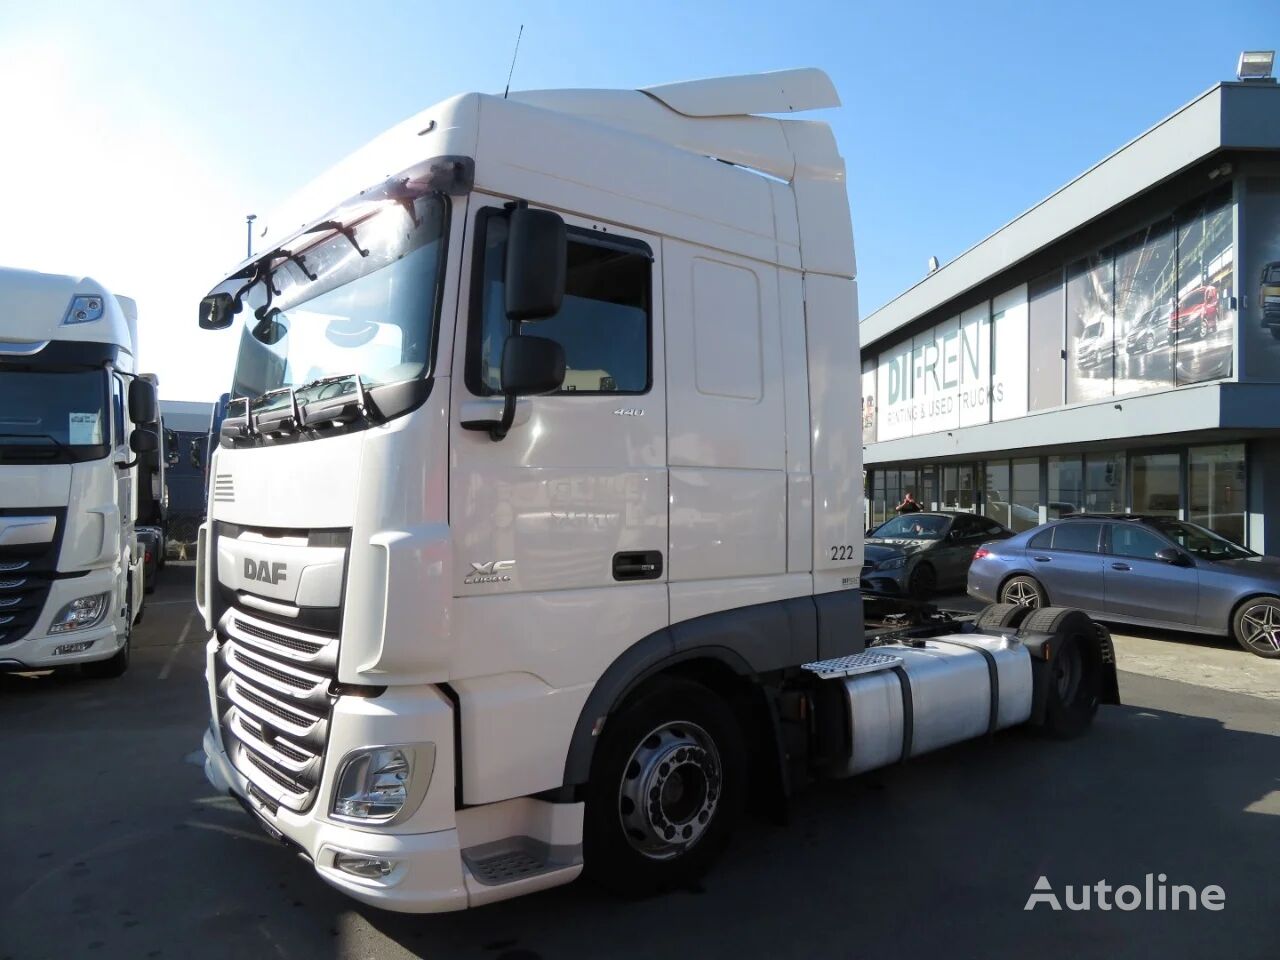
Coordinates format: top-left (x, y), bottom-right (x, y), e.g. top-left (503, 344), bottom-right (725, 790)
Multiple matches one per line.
top-left (829, 545), bottom-right (856, 561)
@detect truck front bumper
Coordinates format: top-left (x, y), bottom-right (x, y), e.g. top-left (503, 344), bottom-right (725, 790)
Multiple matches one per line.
top-left (203, 725), bottom-right (471, 913)
top-left (0, 568), bottom-right (125, 670)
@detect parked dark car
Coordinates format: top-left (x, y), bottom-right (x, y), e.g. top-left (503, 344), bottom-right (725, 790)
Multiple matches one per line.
top-left (968, 514), bottom-right (1280, 658)
top-left (863, 511), bottom-right (1013, 599)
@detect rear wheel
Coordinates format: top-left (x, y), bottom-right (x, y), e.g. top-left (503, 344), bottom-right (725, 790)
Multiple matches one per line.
top-left (584, 676), bottom-right (745, 897)
top-left (1021, 608), bottom-right (1102, 738)
top-left (1232, 597), bottom-right (1280, 659)
top-left (999, 575), bottom-right (1047, 608)
top-left (908, 562), bottom-right (937, 600)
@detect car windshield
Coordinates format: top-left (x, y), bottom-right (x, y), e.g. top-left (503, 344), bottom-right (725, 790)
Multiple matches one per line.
top-left (1145, 518), bottom-right (1255, 561)
top-left (871, 515), bottom-right (949, 540)
top-left (1265, 264), bottom-right (1280, 284)
top-left (0, 369), bottom-right (109, 454)
top-left (222, 193), bottom-right (447, 416)
top-left (1082, 321), bottom-right (1104, 340)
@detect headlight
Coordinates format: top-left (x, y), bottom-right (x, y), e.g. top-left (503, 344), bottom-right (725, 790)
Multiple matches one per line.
top-left (331, 744), bottom-right (435, 824)
top-left (47, 593), bottom-right (111, 634)
top-left (876, 556), bottom-right (908, 571)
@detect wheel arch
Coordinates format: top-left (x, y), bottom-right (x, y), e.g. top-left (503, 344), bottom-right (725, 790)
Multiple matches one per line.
top-left (997, 569), bottom-right (1048, 603)
top-left (1227, 591), bottom-right (1280, 634)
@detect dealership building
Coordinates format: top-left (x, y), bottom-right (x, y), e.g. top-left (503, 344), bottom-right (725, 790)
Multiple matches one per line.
top-left (860, 78), bottom-right (1280, 553)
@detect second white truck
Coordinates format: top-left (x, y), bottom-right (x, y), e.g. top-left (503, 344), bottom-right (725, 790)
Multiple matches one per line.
top-left (0, 267), bottom-right (159, 678)
top-left (194, 68), bottom-right (1119, 912)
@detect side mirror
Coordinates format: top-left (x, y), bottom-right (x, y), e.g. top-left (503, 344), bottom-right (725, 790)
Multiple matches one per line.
top-left (129, 378), bottom-right (158, 425)
top-left (505, 207), bottom-right (567, 321)
top-left (501, 334), bottom-right (565, 397)
top-left (1155, 547), bottom-right (1191, 567)
top-left (199, 292), bottom-right (237, 330)
top-left (130, 429), bottom-right (158, 454)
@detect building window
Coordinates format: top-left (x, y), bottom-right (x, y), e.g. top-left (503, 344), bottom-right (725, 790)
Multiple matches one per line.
top-left (1028, 269), bottom-right (1065, 411)
top-left (1084, 452), bottom-right (1127, 513)
top-left (1048, 455), bottom-right (1083, 517)
top-left (1011, 458), bottom-right (1041, 532)
top-left (919, 466), bottom-right (938, 511)
top-left (983, 460), bottom-right (1012, 529)
top-left (1174, 187), bottom-right (1234, 386)
top-left (1131, 451), bottom-right (1180, 518)
top-left (1066, 253), bottom-right (1115, 405)
top-left (1189, 444), bottom-right (1246, 545)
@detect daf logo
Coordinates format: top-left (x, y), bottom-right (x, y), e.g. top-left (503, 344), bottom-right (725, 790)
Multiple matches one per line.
top-left (465, 559), bottom-right (515, 585)
top-left (244, 558), bottom-right (288, 585)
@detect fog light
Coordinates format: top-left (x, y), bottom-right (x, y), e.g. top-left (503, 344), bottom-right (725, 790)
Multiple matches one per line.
top-left (53, 639), bottom-right (96, 656)
top-left (333, 853), bottom-right (396, 879)
top-left (331, 743), bottom-right (435, 825)
top-left (48, 593), bottom-right (111, 634)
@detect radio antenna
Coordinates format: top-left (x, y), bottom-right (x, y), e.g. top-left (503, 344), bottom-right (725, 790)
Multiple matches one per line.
top-left (503, 24), bottom-right (524, 99)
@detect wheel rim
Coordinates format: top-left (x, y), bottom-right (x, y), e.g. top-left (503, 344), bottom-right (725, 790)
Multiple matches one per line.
top-left (1002, 579), bottom-right (1041, 607)
top-left (1053, 641), bottom-right (1082, 703)
top-left (618, 720), bottom-right (722, 861)
top-left (1239, 603), bottom-right (1280, 654)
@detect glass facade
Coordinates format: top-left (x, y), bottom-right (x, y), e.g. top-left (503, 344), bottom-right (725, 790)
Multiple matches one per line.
top-left (863, 184), bottom-right (1236, 439)
top-left (865, 442), bottom-right (1248, 545)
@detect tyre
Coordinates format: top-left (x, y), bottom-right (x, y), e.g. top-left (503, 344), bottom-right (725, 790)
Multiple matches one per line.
top-left (975, 602), bottom-right (1032, 631)
top-left (583, 676), bottom-right (745, 897)
top-left (82, 630), bottom-right (130, 679)
top-left (1232, 596), bottom-right (1280, 659)
top-left (998, 575), bottom-right (1047, 608)
top-left (1144, 333), bottom-right (1154, 353)
top-left (1020, 607), bottom-right (1102, 738)
top-left (908, 562), bottom-right (937, 600)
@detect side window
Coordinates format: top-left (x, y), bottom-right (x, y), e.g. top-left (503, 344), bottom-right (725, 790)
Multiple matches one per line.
top-left (1028, 527), bottom-right (1054, 549)
top-left (469, 210), bottom-right (652, 395)
top-left (1050, 522), bottom-right (1103, 553)
top-left (1110, 524), bottom-right (1170, 561)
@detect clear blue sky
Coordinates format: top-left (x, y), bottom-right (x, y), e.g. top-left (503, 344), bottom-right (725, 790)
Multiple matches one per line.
top-left (0, 0), bottom-right (1272, 399)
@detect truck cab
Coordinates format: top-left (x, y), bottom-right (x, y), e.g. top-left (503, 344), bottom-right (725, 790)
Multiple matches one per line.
top-left (196, 69), bottom-right (1114, 913)
top-left (0, 267), bottom-right (159, 677)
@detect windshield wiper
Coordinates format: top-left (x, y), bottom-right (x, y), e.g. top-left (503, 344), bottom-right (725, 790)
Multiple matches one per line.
top-left (293, 373), bottom-right (378, 427)
top-left (0, 431), bottom-right (72, 451)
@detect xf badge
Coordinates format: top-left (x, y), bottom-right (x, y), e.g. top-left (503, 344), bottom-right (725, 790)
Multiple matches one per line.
top-left (465, 559), bottom-right (515, 585)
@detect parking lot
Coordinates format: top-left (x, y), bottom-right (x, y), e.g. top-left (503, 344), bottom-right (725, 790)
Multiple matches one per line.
top-left (2, 565), bottom-right (1277, 960)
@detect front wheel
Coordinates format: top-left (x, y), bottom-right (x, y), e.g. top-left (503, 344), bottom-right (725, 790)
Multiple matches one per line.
top-left (82, 631), bottom-right (130, 679)
top-left (908, 562), bottom-right (936, 600)
top-left (583, 677), bottom-right (745, 897)
top-left (1232, 597), bottom-right (1280, 658)
top-left (999, 575), bottom-right (1047, 608)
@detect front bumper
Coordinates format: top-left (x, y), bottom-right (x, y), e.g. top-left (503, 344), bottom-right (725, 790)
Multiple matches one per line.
top-left (0, 568), bottom-right (124, 670)
top-left (203, 726), bottom-right (471, 912)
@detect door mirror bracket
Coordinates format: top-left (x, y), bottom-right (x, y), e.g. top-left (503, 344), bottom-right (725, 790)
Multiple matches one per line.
top-left (460, 335), bottom-right (565, 441)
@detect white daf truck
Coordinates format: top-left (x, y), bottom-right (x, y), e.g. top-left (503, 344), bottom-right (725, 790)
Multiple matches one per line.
top-left (0, 267), bottom-right (159, 678)
top-left (195, 68), bottom-right (1119, 912)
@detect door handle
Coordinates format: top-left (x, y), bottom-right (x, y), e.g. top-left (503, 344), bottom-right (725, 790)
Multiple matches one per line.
top-left (613, 550), bottom-right (663, 582)
top-left (1032, 556), bottom-right (1051, 562)
top-left (1111, 562), bottom-right (1131, 571)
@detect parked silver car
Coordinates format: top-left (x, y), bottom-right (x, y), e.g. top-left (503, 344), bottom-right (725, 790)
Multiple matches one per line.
top-left (967, 514), bottom-right (1280, 658)
top-left (863, 511), bottom-right (1013, 599)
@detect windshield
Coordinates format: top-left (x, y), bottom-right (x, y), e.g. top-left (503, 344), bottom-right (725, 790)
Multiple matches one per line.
top-left (0, 369), bottom-right (109, 458)
top-left (871, 515), bottom-right (949, 540)
top-left (1081, 321), bottom-right (1104, 340)
top-left (1264, 264), bottom-right (1280, 284)
top-left (1145, 518), bottom-right (1254, 561)
top-left (226, 193), bottom-right (447, 416)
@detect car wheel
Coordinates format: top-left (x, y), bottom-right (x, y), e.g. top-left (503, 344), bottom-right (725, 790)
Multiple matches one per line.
top-left (583, 676), bottom-right (745, 897)
top-left (1232, 597), bottom-right (1280, 659)
top-left (999, 575), bottom-right (1047, 608)
top-left (1144, 333), bottom-right (1154, 353)
top-left (908, 562), bottom-right (936, 600)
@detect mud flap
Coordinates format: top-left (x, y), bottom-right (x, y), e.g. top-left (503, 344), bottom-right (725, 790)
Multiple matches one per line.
top-left (1015, 607), bottom-right (1120, 727)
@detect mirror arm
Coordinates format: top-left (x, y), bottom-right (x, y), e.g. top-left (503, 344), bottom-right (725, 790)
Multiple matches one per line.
top-left (115, 455), bottom-right (140, 470)
top-left (459, 393), bottom-right (518, 441)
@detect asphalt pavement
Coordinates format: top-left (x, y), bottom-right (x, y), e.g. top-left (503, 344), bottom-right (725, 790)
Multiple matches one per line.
top-left (1, 564), bottom-right (1277, 960)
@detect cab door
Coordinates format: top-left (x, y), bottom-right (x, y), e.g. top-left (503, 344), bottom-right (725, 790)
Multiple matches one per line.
top-left (446, 197), bottom-right (669, 803)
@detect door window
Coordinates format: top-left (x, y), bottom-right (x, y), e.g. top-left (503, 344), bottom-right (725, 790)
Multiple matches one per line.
top-left (468, 210), bottom-right (652, 395)
top-left (1110, 524), bottom-right (1172, 560)
top-left (1049, 521), bottom-right (1103, 553)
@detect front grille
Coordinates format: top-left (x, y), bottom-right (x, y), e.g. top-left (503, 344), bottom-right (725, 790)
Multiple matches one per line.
top-left (0, 573), bottom-right (52, 646)
top-left (214, 607), bottom-right (338, 812)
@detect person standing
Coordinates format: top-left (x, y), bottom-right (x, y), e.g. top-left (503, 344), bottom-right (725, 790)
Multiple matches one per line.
top-left (895, 491), bottom-right (922, 514)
